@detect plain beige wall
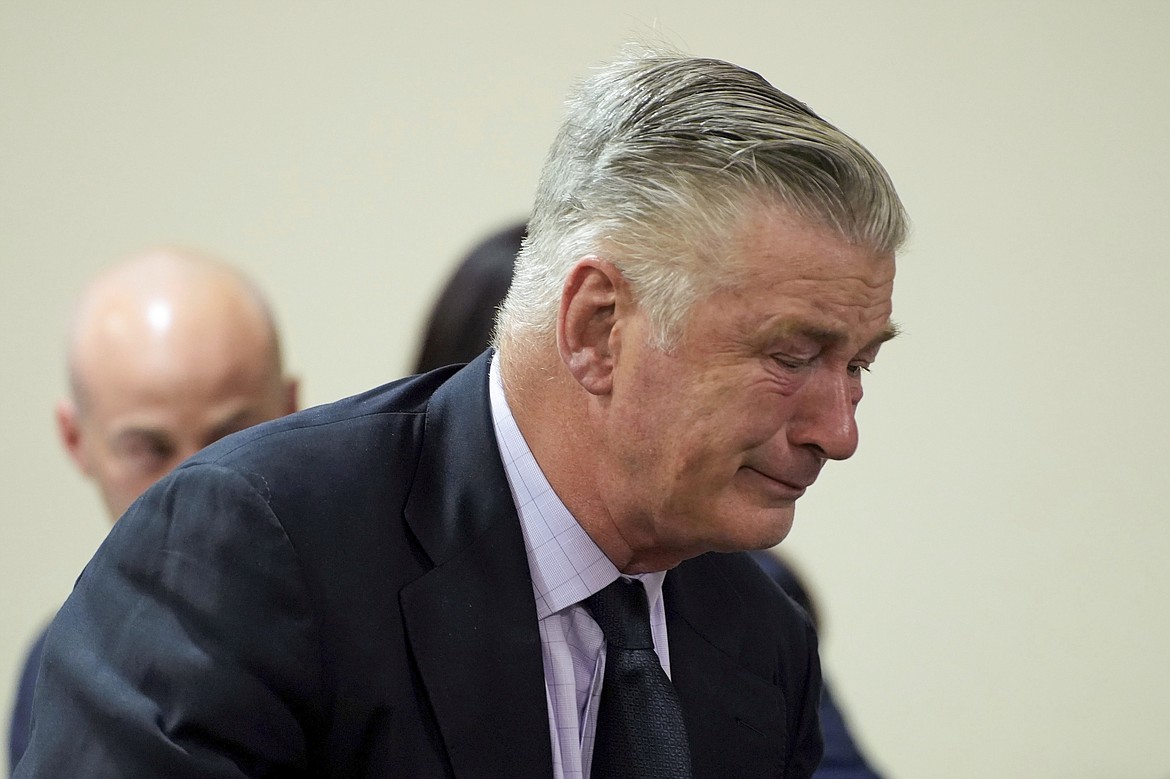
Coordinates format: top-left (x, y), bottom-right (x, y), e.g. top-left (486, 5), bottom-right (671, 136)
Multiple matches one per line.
top-left (2, 2), bottom-right (1168, 776)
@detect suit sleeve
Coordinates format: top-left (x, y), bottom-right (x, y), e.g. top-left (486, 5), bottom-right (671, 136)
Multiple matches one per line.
top-left (9, 628), bottom-right (47, 770)
top-left (13, 463), bottom-right (323, 778)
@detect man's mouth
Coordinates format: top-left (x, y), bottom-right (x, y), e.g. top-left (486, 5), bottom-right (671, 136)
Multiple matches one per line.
top-left (742, 466), bottom-right (817, 499)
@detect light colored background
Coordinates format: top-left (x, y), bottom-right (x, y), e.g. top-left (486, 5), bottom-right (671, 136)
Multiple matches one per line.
top-left (2, 2), bottom-right (1167, 777)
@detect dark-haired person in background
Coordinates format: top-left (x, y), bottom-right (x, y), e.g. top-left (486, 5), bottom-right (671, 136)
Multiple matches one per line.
top-left (413, 222), bottom-right (526, 375)
top-left (416, 221), bottom-right (884, 779)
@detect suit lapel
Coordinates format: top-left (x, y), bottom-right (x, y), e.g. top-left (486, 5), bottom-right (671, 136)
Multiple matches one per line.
top-left (666, 554), bottom-right (791, 777)
top-left (400, 353), bottom-right (553, 777)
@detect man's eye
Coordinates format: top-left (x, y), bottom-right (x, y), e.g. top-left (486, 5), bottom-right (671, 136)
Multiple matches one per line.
top-left (847, 362), bottom-right (872, 377)
top-left (772, 354), bottom-right (810, 370)
top-left (119, 438), bottom-right (174, 468)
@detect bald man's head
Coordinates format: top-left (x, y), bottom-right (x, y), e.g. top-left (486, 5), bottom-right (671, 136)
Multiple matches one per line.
top-left (57, 248), bottom-right (298, 520)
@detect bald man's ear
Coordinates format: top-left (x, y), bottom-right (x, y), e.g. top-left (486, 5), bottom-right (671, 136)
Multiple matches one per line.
top-left (283, 377), bottom-right (300, 414)
top-left (55, 398), bottom-right (93, 477)
top-left (557, 259), bottom-right (629, 396)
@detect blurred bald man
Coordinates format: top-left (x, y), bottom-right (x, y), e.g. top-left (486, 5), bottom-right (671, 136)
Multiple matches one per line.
top-left (8, 247), bottom-right (297, 770)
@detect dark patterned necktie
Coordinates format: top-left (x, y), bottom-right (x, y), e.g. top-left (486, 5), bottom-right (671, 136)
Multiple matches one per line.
top-left (584, 577), bottom-right (693, 778)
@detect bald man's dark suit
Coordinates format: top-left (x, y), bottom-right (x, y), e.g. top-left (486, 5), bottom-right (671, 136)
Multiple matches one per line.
top-left (15, 352), bottom-right (823, 778)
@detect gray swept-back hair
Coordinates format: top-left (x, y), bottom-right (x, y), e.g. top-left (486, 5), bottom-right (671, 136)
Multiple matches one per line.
top-left (496, 48), bottom-right (908, 353)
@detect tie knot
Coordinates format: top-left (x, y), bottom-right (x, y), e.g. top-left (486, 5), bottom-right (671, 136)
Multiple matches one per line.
top-left (583, 577), bottom-right (654, 650)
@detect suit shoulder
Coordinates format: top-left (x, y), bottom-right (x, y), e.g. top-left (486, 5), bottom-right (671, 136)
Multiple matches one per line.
top-left (190, 371), bottom-right (449, 470)
top-left (675, 551), bottom-right (815, 637)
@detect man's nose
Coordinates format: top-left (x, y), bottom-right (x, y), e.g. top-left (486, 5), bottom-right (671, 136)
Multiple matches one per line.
top-left (787, 370), bottom-right (860, 461)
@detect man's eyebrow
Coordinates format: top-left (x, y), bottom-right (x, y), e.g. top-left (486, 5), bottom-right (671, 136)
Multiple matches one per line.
top-left (206, 409), bottom-right (255, 444)
top-left (767, 319), bottom-right (900, 349)
top-left (763, 320), bottom-right (846, 346)
top-left (111, 427), bottom-right (172, 449)
top-left (868, 320), bottom-right (901, 350)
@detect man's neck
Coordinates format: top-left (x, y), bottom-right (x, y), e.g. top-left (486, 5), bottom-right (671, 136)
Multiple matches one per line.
top-left (501, 352), bottom-right (686, 574)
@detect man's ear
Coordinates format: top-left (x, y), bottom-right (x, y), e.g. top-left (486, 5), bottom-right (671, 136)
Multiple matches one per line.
top-left (557, 258), bottom-right (630, 396)
top-left (55, 398), bottom-right (93, 477)
top-left (282, 376), bottom-right (300, 414)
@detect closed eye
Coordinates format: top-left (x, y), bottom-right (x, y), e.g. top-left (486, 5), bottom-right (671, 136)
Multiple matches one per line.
top-left (771, 350), bottom-right (819, 371)
top-left (114, 431), bottom-right (176, 471)
top-left (773, 356), bottom-right (808, 370)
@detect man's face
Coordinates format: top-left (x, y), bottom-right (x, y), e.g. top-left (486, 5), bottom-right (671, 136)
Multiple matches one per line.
top-left (60, 333), bottom-right (294, 520)
top-left (602, 205), bottom-right (896, 565)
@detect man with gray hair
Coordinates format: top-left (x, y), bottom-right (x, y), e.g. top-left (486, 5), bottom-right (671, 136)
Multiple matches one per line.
top-left (16, 50), bottom-right (906, 778)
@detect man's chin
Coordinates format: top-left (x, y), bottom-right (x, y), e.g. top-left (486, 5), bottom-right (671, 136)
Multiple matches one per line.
top-left (721, 506), bottom-right (796, 553)
top-left (759, 513), bottom-right (795, 548)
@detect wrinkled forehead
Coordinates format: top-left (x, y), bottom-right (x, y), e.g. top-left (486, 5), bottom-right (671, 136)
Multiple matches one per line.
top-left (713, 202), bottom-right (895, 292)
top-left (684, 195), bottom-right (894, 285)
top-left (666, 205), bottom-right (895, 347)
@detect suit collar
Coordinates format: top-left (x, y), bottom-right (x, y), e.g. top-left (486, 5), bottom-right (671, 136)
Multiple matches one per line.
top-left (401, 352), bottom-right (553, 776)
top-left (403, 351), bottom-right (514, 565)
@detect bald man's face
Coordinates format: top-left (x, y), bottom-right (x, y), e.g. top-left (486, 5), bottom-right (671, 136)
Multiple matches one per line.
top-left (60, 359), bottom-right (294, 521)
top-left (57, 254), bottom-right (297, 521)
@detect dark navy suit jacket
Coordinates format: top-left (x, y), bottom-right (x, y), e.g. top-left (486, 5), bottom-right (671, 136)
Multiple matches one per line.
top-left (15, 354), bottom-right (823, 777)
top-left (8, 627), bottom-right (45, 774)
top-left (749, 551), bottom-right (884, 779)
